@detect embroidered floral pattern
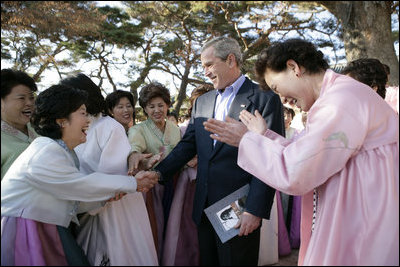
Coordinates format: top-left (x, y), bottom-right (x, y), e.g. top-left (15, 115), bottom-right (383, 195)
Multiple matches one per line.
top-left (1, 120), bottom-right (36, 142)
top-left (323, 131), bottom-right (349, 148)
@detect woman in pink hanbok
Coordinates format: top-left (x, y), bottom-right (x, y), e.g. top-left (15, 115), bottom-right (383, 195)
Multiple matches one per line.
top-left (204, 39), bottom-right (399, 266)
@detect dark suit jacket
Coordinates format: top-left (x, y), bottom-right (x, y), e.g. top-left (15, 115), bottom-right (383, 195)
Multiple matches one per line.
top-left (155, 77), bottom-right (285, 225)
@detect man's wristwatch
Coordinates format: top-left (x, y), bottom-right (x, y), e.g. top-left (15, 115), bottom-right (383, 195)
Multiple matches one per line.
top-left (154, 170), bottom-right (163, 183)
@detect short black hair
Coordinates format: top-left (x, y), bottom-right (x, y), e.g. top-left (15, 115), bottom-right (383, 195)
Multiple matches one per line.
top-left (60, 73), bottom-right (105, 116)
top-left (341, 58), bottom-right (387, 99)
top-left (105, 90), bottom-right (135, 117)
top-left (31, 84), bottom-right (88, 139)
top-left (139, 82), bottom-right (171, 115)
top-left (255, 39), bottom-right (329, 90)
top-left (167, 110), bottom-right (178, 121)
top-left (284, 106), bottom-right (295, 119)
top-left (382, 64), bottom-right (390, 76)
top-left (1, 69), bottom-right (38, 99)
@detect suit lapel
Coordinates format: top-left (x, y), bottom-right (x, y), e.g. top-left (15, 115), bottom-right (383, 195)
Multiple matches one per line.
top-left (211, 78), bottom-right (254, 158)
top-left (227, 78), bottom-right (253, 120)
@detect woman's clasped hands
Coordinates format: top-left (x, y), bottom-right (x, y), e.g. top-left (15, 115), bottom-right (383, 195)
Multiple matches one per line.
top-left (203, 110), bottom-right (268, 147)
top-left (128, 151), bottom-right (164, 176)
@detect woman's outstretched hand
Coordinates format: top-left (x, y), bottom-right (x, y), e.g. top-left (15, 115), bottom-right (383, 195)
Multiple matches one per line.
top-left (239, 110), bottom-right (267, 135)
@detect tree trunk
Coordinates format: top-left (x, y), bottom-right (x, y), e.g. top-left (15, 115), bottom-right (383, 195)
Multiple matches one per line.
top-left (173, 62), bottom-right (191, 115)
top-left (318, 1), bottom-right (399, 85)
top-left (129, 65), bottom-right (153, 106)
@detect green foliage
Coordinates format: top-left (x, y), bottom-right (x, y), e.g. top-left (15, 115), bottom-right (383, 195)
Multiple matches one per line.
top-left (2, 1), bottom-right (398, 97)
top-left (97, 6), bottom-right (143, 47)
top-left (1, 1), bottom-right (106, 78)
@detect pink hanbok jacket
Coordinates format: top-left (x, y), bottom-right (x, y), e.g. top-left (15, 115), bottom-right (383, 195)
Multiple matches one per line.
top-left (238, 70), bottom-right (399, 266)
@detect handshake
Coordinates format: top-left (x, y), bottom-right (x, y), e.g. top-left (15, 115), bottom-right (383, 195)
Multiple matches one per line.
top-left (106, 170), bottom-right (160, 203)
top-left (134, 170), bottom-right (161, 193)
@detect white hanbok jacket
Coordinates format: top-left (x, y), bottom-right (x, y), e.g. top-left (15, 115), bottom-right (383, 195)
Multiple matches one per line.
top-left (74, 115), bottom-right (158, 266)
top-left (1, 136), bottom-right (137, 228)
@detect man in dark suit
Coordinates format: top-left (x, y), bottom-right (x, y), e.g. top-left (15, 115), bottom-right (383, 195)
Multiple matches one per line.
top-left (147, 36), bottom-right (284, 265)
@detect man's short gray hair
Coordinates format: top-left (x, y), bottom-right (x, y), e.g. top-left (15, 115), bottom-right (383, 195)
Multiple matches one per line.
top-left (201, 36), bottom-right (243, 67)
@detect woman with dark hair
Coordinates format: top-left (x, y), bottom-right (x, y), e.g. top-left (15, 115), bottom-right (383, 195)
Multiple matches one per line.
top-left (341, 58), bottom-right (388, 99)
top-left (128, 81), bottom-right (181, 261)
top-left (105, 89), bottom-right (136, 132)
top-left (1, 84), bottom-right (155, 266)
top-left (1, 69), bottom-right (38, 179)
top-left (204, 38), bottom-right (398, 265)
top-left (60, 74), bottom-right (158, 266)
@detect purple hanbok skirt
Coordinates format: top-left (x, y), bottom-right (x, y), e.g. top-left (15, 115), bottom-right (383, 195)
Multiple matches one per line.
top-left (1, 216), bottom-right (89, 266)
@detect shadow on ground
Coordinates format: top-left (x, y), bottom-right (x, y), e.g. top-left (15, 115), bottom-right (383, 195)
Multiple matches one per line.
top-left (268, 249), bottom-right (299, 266)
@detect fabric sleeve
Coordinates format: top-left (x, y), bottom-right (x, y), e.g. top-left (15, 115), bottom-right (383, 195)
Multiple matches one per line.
top-left (24, 144), bottom-right (137, 202)
top-left (96, 119), bottom-right (131, 174)
top-left (238, 101), bottom-right (366, 195)
top-left (263, 128), bottom-right (292, 147)
top-left (127, 124), bottom-right (147, 153)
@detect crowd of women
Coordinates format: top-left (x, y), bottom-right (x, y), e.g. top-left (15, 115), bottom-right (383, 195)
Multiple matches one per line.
top-left (1, 66), bottom-right (215, 265)
top-left (1, 36), bottom-right (399, 266)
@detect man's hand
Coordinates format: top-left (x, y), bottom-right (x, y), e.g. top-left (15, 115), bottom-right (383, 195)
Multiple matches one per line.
top-left (234, 211), bottom-right (261, 236)
top-left (203, 116), bottom-right (248, 147)
top-left (128, 152), bottom-right (153, 176)
top-left (186, 155), bottom-right (198, 168)
top-left (239, 110), bottom-right (267, 135)
top-left (134, 170), bottom-right (159, 192)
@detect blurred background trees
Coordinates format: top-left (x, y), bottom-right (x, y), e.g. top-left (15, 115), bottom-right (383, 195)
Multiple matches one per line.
top-left (2, 1), bottom-right (398, 116)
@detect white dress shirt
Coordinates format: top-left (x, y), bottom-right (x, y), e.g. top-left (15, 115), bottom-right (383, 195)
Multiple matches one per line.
top-left (213, 74), bottom-right (245, 145)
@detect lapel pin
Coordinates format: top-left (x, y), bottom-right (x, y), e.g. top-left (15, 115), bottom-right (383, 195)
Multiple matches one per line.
top-left (240, 104), bottom-right (246, 108)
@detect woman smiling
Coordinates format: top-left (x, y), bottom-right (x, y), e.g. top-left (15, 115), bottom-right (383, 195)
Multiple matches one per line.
top-left (1, 69), bottom-right (38, 180)
top-left (1, 84), bottom-right (156, 265)
top-left (203, 39), bottom-right (398, 266)
top-left (128, 82), bottom-right (181, 260)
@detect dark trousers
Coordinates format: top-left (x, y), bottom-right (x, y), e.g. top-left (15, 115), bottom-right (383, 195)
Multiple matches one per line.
top-left (197, 212), bottom-right (260, 266)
